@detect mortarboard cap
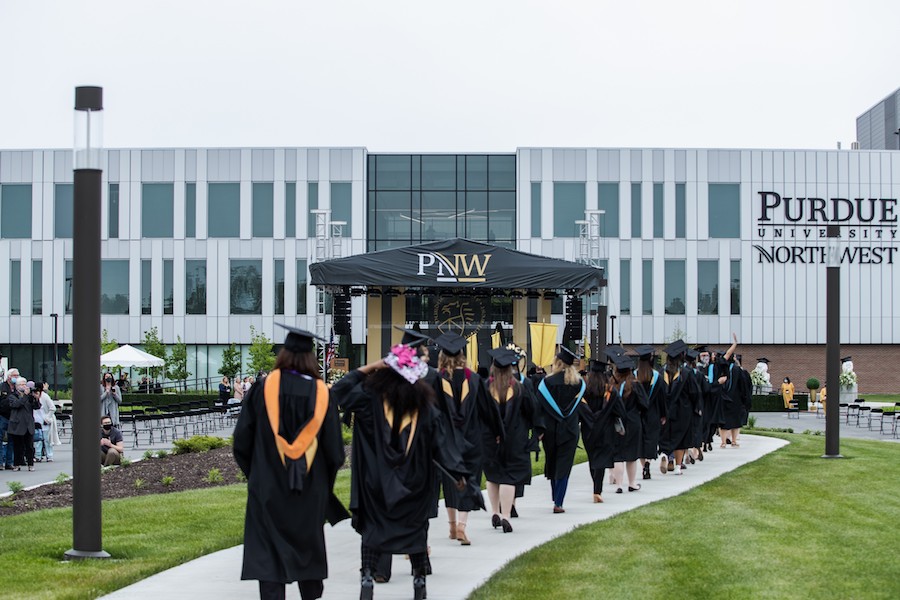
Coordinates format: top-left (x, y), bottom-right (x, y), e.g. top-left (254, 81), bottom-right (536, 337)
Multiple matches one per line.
top-left (394, 326), bottom-right (431, 348)
top-left (588, 359), bottom-right (606, 373)
top-left (633, 345), bottom-right (656, 360)
top-left (604, 345), bottom-right (625, 362)
top-left (840, 356), bottom-right (852, 363)
top-left (735, 354), bottom-right (743, 362)
top-left (686, 349), bottom-right (699, 360)
top-left (556, 345), bottom-right (578, 366)
top-left (694, 345), bottom-right (709, 353)
top-left (664, 339), bottom-right (688, 358)
top-left (435, 332), bottom-right (467, 356)
top-left (612, 353), bottom-right (636, 371)
top-left (275, 323), bottom-right (326, 353)
top-left (487, 348), bottom-right (519, 368)
top-left (757, 357), bottom-right (770, 363)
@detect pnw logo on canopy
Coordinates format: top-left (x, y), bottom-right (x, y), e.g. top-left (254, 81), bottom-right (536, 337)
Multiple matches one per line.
top-left (416, 252), bottom-right (492, 283)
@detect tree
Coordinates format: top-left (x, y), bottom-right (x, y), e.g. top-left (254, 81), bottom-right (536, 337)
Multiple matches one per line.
top-left (219, 343), bottom-right (242, 381)
top-left (166, 336), bottom-right (190, 391)
top-left (66, 329), bottom-right (120, 382)
top-left (141, 326), bottom-right (167, 380)
top-left (247, 326), bottom-right (276, 376)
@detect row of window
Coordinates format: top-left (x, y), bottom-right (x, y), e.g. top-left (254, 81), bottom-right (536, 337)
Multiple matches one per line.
top-left (0, 182), bottom-right (351, 240)
top-left (536, 182), bottom-right (741, 239)
top-left (615, 259), bottom-right (740, 316)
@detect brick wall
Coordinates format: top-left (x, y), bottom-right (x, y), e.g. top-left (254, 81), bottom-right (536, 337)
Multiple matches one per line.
top-left (713, 345), bottom-right (897, 395)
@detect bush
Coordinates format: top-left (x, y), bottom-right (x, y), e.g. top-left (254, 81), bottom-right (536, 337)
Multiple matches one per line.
top-left (173, 435), bottom-right (230, 455)
top-left (752, 394), bottom-right (809, 412)
top-left (7, 481), bottom-right (24, 494)
top-left (235, 471), bottom-right (247, 483)
top-left (133, 478), bottom-right (145, 489)
top-left (203, 468), bottom-right (224, 484)
top-left (54, 473), bottom-right (70, 485)
top-left (156, 449), bottom-right (169, 459)
top-left (142, 450), bottom-right (154, 460)
top-left (120, 456), bottom-right (132, 467)
top-left (806, 378), bottom-right (820, 390)
top-left (161, 475), bottom-right (175, 486)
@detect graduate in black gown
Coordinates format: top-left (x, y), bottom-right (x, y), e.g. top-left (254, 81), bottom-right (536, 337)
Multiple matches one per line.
top-left (508, 342), bottom-right (539, 517)
top-left (233, 325), bottom-right (348, 600)
top-left (537, 346), bottom-right (585, 513)
top-left (633, 345), bottom-right (667, 480)
top-left (658, 339), bottom-right (701, 476)
top-left (610, 352), bottom-right (649, 493)
top-left (578, 358), bottom-right (626, 503)
top-left (331, 343), bottom-right (468, 600)
top-left (481, 348), bottom-right (543, 533)
top-left (713, 334), bottom-right (742, 447)
top-left (696, 346), bottom-right (722, 453)
top-left (431, 332), bottom-right (491, 546)
top-left (685, 349), bottom-right (705, 465)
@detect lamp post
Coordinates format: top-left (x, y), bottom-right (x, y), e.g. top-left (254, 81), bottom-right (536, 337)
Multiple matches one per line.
top-left (823, 225), bottom-right (842, 458)
top-left (610, 315), bottom-right (617, 345)
top-left (64, 86), bottom-right (110, 560)
top-left (894, 127), bottom-right (899, 150)
top-left (50, 313), bottom-right (59, 401)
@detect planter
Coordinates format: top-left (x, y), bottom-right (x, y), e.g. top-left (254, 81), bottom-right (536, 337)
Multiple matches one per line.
top-left (839, 384), bottom-right (858, 405)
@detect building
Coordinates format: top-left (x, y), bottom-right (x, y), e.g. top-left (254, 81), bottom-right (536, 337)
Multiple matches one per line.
top-left (1, 147), bottom-right (898, 391)
top-left (857, 86), bottom-right (900, 150)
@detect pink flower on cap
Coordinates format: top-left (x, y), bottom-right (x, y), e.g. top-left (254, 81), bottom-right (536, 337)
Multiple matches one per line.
top-left (384, 344), bottom-right (428, 384)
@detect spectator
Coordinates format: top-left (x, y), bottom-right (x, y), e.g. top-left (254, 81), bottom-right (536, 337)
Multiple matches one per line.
top-left (233, 376), bottom-right (245, 402)
top-left (0, 367), bottom-right (19, 470)
top-left (8, 375), bottom-right (40, 471)
top-left (31, 382), bottom-right (47, 462)
top-left (138, 376), bottom-right (150, 393)
top-left (100, 372), bottom-right (122, 427)
top-left (781, 377), bottom-right (795, 409)
top-left (243, 376), bottom-right (253, 394)
top-left (218, 376), bottom-right (232, 404)
top-left (100, 415), bottom-right (124, 466)
top-left (39, 382), bottom-right (59, 461)
top-left (117, 372), bottom-right (131, 393)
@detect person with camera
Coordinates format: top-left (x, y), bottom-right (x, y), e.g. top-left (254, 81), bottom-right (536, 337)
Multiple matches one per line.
top-left (100, 372), bottom-right (122, 428)
top-left (8, 375), bottom-right (41, 471)
top-left (100, 415), bottom-right (124, 466)
top-left (0, 367), bottom-right (20, 470)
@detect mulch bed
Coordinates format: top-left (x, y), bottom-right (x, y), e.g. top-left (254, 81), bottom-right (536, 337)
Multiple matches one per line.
top-left (0, 446), bottom-right (244, 517)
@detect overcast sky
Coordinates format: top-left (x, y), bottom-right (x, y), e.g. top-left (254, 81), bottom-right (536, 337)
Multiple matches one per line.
top-left (1, 0), bottom-right (898, 152)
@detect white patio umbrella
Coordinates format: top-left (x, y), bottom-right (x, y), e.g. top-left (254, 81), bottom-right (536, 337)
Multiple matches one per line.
top-left (100, 344), bottom-right (164, 369)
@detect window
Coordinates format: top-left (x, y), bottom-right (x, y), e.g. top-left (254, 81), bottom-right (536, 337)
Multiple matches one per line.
top-left (631, 183), bottom-right (641, 238)
top-left (109, 183), bottom-right (119, 239)
top-left (1, 184), bottom-right (32, 239)
top-left (186, 260), bottom-right (207, 315)
top-left (708, 183), bottom-right (740, 238)
top-left (252, 182), bottom-right (274, 237)
top-left (142, 183), bottom-right (174, 237)
top-left (488, 155), bottom-right (516, 190)
top-left (230, 260), bottom-right (262, 315)
top-left (731, 260), bottom-right (741, 315)
top-left (598, 183), bottom-right (619, 237)
top-left (675, 183), bottom-right (686, 239)
top-left (553, 182), bottom-right (585, 237)
top-left (698, 260), bottom-right (718, 315)
top-left (642, 260), bottom-right (653, 315)
top-left (422, 156), bottom-right (456, 190)
top-left (54, 184), bottom-right (74, 238)
top-left (65, 260), bottom-right (73, 315)
top-left (9, 260), bottom-right (21, 315)
top-left (208, 183), bottom-right (240, 237)
top-left (101, 260), bottom-right (130, 315)
top-left (307, 183), bottom-right (319, 237)
top-left (285, 182), bottom-right (296, 238)
top-left (653, 183), bottom-right (664, 238)
top-left (141, 259), bottom-right (152, 315)
top-left (32, 260), bottom-right (42, 315)
top-left (297, 259), bottom-right (308, 314)
top-left (664, 260), bottom-right (686, 315)
top-left (274, 259), bottom-right (285, 315)
top-left (185, 183), bottom-right (196, 238)
top-left (620, 259), bottom-right (631, 315)
top-left (163, 259), bottom-right (174, 315)
top-left (489, 191), bottom-right (515, 241)
top-left (530, 183), bottom-right (541, 237)
top-left (331, 182), bottom-right (352, 231)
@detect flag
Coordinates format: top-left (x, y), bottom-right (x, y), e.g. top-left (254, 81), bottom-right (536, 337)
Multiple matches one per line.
top-left (583, 335), bottom-right (591, 360)
top-left (529, 322), bottom-right (558, 369)
top-left (325, 329), bottom-right (336, 367)
top-left (467, 332), bottom-right (479, 372)
top-left (491, 331), bottom-right (501, 349)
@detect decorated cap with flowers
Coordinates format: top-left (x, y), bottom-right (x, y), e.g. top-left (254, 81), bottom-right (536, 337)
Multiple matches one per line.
top-left (384, 344), bottom-right (429, 385)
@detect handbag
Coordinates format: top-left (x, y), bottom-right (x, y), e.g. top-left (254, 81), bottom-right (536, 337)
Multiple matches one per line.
top-left (614, 417), bottom-right (625, 436)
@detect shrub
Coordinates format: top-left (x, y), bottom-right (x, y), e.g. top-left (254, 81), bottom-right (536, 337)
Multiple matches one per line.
top-left (203, 468), bottom-right (224, 484)
top-left (806, 378), bottom-right (820, 390)
top-left (133, 478), bottom-right (145, 489)
top-left (156, 449), bottom-right (169, 459)
top-left (7, 481), bottom-right (24, 494)
top-left (235, 471), bottom-right (247, 483)
top-left (161, 475), bottom-right (175, 486)
top-left (54, 473), bottom-right (70, 485)
top-left (173, 435), bottom-right (230, 455)
top-left (120, 456), bottom-right (132, 467)
top-left (142, 450), bottom-right (154, 460)
top-left (747, 415), bottom-right (757, 429)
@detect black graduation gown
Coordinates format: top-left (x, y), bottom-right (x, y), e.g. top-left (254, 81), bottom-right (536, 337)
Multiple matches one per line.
top-left (699, 364), bottom-right (724, 443)
top-left (613, 382), bottom-right (649, 462)
top-left (433, 368), bottom-right (491, 511)
top-left (719, 364), bottom-right (746, 430)
top-left (333, 370), bottom-right (467, 554)
top-left (481, 381), bottom-right (541, 485)
top-left (739, 368), bottom-right (753, 426)
top-left (233, 372), bottom-right (347, 584)
top-left (659, 367), bottom-right (700, 453)
top-left (690, 368), bottom-right (705, 448)
top-left (537, 373), bottom-right (583, 480)
top-left (638, 370), bottom-right (667, 459)
top-left (579, 388), bottom-right (626, 470)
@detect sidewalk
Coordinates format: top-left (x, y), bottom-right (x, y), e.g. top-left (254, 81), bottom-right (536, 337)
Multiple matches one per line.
top-left (749, 411), bottom-right (899, 443)
top-left (102, 434), bottom-right (787, 600)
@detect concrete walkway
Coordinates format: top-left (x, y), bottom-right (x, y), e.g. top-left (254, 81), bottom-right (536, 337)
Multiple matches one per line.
top-left (102, 434), bottom-right (787, 600)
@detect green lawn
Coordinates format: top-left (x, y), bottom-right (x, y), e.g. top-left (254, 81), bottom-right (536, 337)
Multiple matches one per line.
top-left (470, 434), bottom-right (900, 600)
top-left (859, 394), bottom-right (900, 404)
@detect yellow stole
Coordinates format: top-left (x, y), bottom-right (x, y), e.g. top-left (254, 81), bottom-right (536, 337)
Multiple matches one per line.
top-left (264, 369), bottom-right (328, 471)
top-left (490, 386), bottom-right (515, 404)
top-left (442, 377), bottom-right (470, 405)
top-left (383, 400), bottom-right (418, 456)
top-left (664, 370), bottom-right (680, 385)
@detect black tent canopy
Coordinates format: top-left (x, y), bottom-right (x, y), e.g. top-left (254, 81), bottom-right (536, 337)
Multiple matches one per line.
top-left (308, 238), bottom-right (606, 294)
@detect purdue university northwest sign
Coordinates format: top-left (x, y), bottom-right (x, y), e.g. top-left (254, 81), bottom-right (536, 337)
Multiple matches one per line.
top-left (752, 191), bottom-right (899, 265)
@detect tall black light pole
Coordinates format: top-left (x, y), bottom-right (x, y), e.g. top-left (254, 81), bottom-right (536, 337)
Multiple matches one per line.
top-left (65, 86), bottom-right (110, 560)
top-left (50, 313), bottom-right (59, 401)
top-left (894, 127), bottom-right (899, 150)
top-left (823, 224), bottom-right (842, 458)
top-left (610, 315), bottom-right (616, 345)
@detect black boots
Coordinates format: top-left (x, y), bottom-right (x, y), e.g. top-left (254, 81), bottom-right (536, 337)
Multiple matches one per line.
top-left (642, 462), bottom-right (651, 480)
top-left (360, 568), bottom-right (374, 600)
top-left (413, 571), bottom-right (427, 600)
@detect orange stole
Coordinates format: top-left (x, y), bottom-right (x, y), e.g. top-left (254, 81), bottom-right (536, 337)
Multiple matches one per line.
top-left (264, 370), bottom-right (329, 471)
top-left (382, 400), bottom-right (419, 456)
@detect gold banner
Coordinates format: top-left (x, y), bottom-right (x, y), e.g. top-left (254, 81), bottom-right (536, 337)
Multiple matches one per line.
top-left (529, 322), bottom-right (558, 369)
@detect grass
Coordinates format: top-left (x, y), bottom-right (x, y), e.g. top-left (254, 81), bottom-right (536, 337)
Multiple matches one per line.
top-left (858, 394), bottom-right (900, 403)
top-left (470, 433), bottom-right (900, 600)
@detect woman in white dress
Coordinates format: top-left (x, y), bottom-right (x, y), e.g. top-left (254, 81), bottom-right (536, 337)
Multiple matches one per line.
top-left (39, 382), bottom-right (60, 460)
